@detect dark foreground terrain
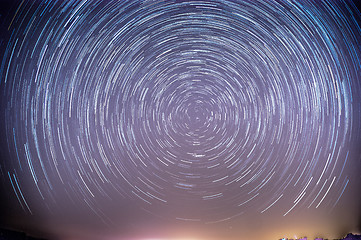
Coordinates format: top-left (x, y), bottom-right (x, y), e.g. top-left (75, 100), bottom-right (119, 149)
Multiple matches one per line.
top-left (337, 233), bottom-right (361, 240)
top-left (0, 229), bottom-right (47, 240)
top-left (280, 233), bottom-right (361, 240)
top-left (0, 228), bottom-right (360, 240)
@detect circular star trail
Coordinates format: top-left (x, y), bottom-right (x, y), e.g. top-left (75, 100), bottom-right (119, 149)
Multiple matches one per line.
top-left (0, 0), bottom-right (360, 227)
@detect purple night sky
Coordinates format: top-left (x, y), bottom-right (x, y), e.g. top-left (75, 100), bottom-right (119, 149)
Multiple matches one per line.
top-left (0, 1), bottom-right (360, 240)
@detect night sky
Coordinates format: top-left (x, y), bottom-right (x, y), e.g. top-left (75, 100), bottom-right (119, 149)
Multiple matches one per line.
top-left (0, 1), bottom-right (361, 240)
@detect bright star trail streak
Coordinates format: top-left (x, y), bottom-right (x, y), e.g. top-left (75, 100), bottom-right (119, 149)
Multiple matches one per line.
top-left (0, 1), bottom-right (360, 240)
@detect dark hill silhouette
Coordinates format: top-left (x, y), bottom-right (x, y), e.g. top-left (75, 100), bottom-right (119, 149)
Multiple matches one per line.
top-left (343, 233), bottom-right (361, 240)
top-left (0, 228), bottom-right (47, 240)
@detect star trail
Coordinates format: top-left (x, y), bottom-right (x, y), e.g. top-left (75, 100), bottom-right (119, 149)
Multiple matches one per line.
top-left (0, 1), bottom-right (360, 240)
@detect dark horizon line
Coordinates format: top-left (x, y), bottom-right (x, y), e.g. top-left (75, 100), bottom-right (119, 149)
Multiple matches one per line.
top-left (0, 227), bottom-right (360, 240)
